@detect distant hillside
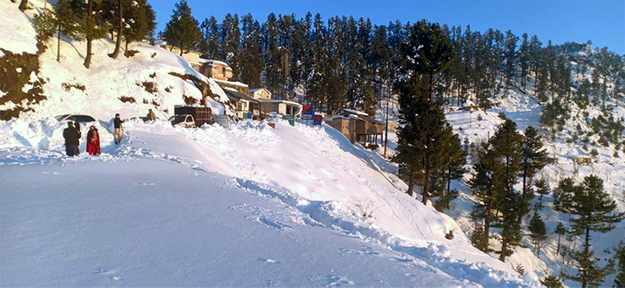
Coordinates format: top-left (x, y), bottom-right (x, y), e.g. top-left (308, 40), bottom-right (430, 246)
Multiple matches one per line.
top-left (0, 0), bottom-right (232, 121)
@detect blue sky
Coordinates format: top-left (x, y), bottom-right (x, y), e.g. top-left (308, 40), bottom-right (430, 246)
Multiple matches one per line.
top-left (150, 0), bottom-right (625, 54)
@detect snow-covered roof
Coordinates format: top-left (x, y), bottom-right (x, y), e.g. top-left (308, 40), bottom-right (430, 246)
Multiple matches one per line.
top-left (342, 108), bottom-right (368, 117)
top-left (199, 59), bottom-right (230, 67)
top-left (212, 78), bottom-right (249, 88)
top-left (265, 99), bottom-right (301, 106)
top-left (250, 87), bottom-right (272, 94)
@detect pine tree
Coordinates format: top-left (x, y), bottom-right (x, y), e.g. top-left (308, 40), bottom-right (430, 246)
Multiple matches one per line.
top-left (528, 212), bottom-right (547, 256)
top-left (520, 126), bottom-right (547, 198)
top-left (393, 80), bottom-right (456, 205)
top-left (123, 0), bottom-right (155, 55)
top-left (490, 120), bottom-right (526, 262)
top-left (554, 222), bottom-right (566, 254)
top-left (77, 0), bottom-right (108, 68)
top-left (519, 33), bottom-right (530, 88)
top-left (541, 275), bottom-right (564, 288)
top-left (444, 133), bottom-right (467, 196)
top-left (401, 20), bottom-right (454, 101)
top-left (238, 14), bottom-right (263, 87)
top-left (470, 143), bottom-right (501, 252)
top-left (553, 177), bottom-right (575, 213)
top-left (163, 0), bottom-right (201, 56)
top-left (105, 0), bottom-right (125, 58)
top-left (616, 242), bottom-right (625, 288)
top-left (220, 13), bottom-right (241, 76)
top-left (534, 178), bottom-right (550, 211)
top-left (562, 175), bottom-right (625, 288)
top-left (496, 189), bottom-right (525, 262)
top-left (261, 13), bottom-right (282, 97)
top-left (503, 30), bottom-right (518, 88)
top-left (33, 0), bottom-right (79, 63)
top-left (392, 20), bottom-right (457, 205)
top-left (199, 16), bottom-right (220, 59)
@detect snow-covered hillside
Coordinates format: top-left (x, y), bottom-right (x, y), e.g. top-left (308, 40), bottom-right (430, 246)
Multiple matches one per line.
top-left (2, 129), bottom-right (466, 287)
top-left (0, 0), bottom-right (232, 121)
top-left (0, 116), bottom-right (535, 286)
top-left (385, 85), bottom-right (625, 285)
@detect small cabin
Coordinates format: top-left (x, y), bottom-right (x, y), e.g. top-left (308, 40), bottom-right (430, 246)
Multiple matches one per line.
top-left (576, 156), bottom-right (591, 166)
top-left (224, 88), bottom-right (261, 120)
top-left (326, 111), bottom-right (384, 148)
top-left (260, 100), bottom-right (302, 117)
top-left (249, 88), bottom-right (272, 100)
top-left (199, 59), bottom-right (233, 81)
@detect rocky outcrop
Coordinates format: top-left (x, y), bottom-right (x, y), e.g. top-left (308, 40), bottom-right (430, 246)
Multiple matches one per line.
top-left (0, 48), bottom-right (45, 120)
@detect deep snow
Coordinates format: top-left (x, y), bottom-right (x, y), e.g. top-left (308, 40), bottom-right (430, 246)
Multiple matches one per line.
top-left (0, 117), bottom-right (533, 286)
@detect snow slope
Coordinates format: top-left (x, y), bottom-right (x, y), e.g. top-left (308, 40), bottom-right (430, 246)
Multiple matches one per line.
top-left (0, 0), bottom-right (37, 55)
top-left (0, 117), bottom-right (534, 286)
top-left (438, 87), bottom-right (625, 285)
top-left (1, 156), bottom-right (463, 287)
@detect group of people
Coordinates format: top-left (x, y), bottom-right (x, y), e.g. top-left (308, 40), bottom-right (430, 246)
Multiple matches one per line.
top-left (63, 122), bottom-right (101, 156)
top-left (63, 113), bottom-right (126, 156)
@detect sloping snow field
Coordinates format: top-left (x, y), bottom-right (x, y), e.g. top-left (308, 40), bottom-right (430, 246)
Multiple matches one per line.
top-left (0, 118), bottom-right (533, 286)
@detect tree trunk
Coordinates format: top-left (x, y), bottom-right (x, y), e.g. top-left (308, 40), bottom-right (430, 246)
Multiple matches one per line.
top-left (499, 239), bottom-right (507, 262)
top-left (406, 173), bottom-right (414, 197)
top-left (422, 166), bottom-right (430, 205)
top-left (56, 27), bottom-right (61, 62)
top-left (522, 168), bottom-right (527, 197)
top-left (18, 0), bottom-right (28, 11)
top-left (108, 0), bottom-right (123, 59)
top-left (557, 234), bottom-right (561, 254)
top-left (582, 227), bottom-right (590, 288)
top-left (83, 0), bottom-right (93, 68)
top-left (124, 37), bottom-right (129, 57)
top-left (446, 164), bottom-right (452, 195)
top-left (179, 45), bottom-right (184, 56)
top-left (484, 192), bottom-right (492, 250)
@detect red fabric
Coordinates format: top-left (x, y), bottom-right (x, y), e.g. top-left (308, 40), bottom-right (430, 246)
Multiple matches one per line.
top-left (87, 128), bottom-right (101, 155)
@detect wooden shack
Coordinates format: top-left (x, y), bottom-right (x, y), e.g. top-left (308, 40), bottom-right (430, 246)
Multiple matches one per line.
top-left (327, 116), bottom-right (384, 148)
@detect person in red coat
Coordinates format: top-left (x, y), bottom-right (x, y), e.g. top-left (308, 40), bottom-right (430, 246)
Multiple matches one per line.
top-left (86, 126), bottom-right (101, 155)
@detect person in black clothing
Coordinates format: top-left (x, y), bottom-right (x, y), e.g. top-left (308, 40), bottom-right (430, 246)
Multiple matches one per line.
top-left (63, 122), bottom-right (79, 156)
top-left (74, 122), bottom-right (81, 155)
top-left (113, 113), bottom-right (124, 144)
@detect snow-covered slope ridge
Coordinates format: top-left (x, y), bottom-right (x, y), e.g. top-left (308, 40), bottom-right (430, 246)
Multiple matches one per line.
top-left (0, 0), bottom-right (37, 55)
top-left (438, 86), bottom-right (625, 284)
top-left (2, 134), bottom-right (464, 287)
top-left (0, 0), bottom-right (231, 121)
top-left (0, 117), bottom-right (534, 286)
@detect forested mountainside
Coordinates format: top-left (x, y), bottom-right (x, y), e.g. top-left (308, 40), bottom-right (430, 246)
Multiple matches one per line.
top-left (188, 12), bottom-right (625, 116)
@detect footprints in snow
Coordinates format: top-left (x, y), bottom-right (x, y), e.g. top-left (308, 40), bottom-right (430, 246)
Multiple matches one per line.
top-left (41, 171), bottom-right (60, 175)
top-left (93, 268), bottom-right (124, 282)
top-left (339, 246), bottom-right (380, 256)
top-left (134, 182), bottom-right (155, 186)
top-left (308, 275), bottom-right (355, 287)
top-left (229, 204), bottom-right (311, 245)
top-left (258, 258), bottom-right (281, 264)
top-left (259, 216), bottom-right (291, 230)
